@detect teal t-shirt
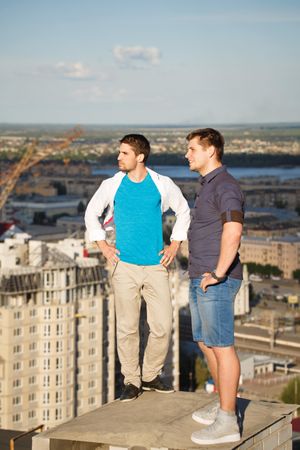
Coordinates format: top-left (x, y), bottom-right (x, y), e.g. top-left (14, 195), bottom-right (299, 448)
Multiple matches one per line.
top-left (114, 173), bottom-right (163, 265)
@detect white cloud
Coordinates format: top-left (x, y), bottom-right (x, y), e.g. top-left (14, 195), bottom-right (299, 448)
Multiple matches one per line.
top-left (55, 62), bottom-right (92, 79)
top-left (35, 62), bottom-right (93, 80)
top-left (113, 46), bottom-right (161, 68)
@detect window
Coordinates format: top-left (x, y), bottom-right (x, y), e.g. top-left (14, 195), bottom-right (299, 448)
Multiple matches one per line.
top-left (29, 342), bottom-right (37, 352)
top-left (13, 379), bottom-right (21, 388)
top-left (56, 341), bottom-right (63, 353)
top-left (13, 328), bottom-right (22, 337)
top-left (55, 374), bottom-right (62, 387)
top-left (29, 309), bottom-right (37, 318)
top-left (29, 325), bottom-right (37, 335)
top-left (29, 376), bottom-right (36, 385)
top-left (44, 308), bottom-right (51, 320)
top-left (13, 362), bottom-right (22, 371)
top-left (43, 375), bottom-right (50, 388)
top-left (12, 413), bottom-right (21, 423)
top-left (88, 380), bottom-right (95, 389)
top-left (29, 359), bottom-right (36, 369)
top-left (14, 311), bottom-right (22, 320)
top-left (43, 359), bottom-right (50, 370)
top-left (28, 393), bottom-right (36, 402)
top-left (43, 324), bottom-right (51, 337)
top-left (88, 397), bottom-right (95, 405)
top-left (13, 345), bottom-right (23, 353)
top-left (56, 323), bottom-right (63, 336)
top-left (43, 392), bottom-right (50, 404)
top-left (88, 348), bottom-right (96, 356)
top-left (43, 341), bottom-right (51, 354)
top-left (28, 410), bottom-right (36, 419)
top-left (43, 409), bottom-right (50, 421)
top-left (56, 307), bottom-right (63, 319)
top-left (88, 363), bottom-right (96, 373)
top-left (55, 408), bottom-right (62, 420)
top-left (56, 357), bottom-right (63, 370)
top-left (12, 396), bottom-right (21, 406)
top-left (56, 391), bottom-right (62, 403)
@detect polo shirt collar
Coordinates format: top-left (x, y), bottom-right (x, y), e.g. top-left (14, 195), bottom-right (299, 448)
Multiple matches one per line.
top-left (200, 165), bottom-right (226, 185)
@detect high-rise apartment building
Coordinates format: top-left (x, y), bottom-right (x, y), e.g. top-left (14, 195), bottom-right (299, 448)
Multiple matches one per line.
top-left (240, 235), bottom-right (300, 279)
top-left (0, 236), bottom-right (115, 430)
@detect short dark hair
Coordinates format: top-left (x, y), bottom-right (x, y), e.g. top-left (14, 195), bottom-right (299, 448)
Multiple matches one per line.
top-left (186, 128), bottom-right (225, 161)
top-left (119, 134), bottom-right (151, 163)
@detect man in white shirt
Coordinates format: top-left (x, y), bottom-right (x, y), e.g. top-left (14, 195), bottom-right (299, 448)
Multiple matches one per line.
top-left (85, 134), bottom-right (190, 401)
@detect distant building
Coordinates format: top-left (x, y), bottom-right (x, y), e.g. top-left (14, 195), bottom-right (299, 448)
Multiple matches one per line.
top-left (239, 352), bottom-right (292, 382)
top-left (7, 195), bottom-right (84, 225)
top-left (56, 216), bottom-right (85, 236)
top-left (240, 235), bottom-right (300, 279)
top-left (0, 236), bottom-right (115, 431)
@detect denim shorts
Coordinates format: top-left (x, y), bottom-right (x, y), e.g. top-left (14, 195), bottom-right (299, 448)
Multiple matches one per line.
top-left (189, 276), bottom-right (242, 347)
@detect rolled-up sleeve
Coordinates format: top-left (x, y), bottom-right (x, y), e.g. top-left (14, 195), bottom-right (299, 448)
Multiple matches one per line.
top-left (216, 182), bottom-right (244, 225)
top-left (165, 178), bottom-right (191, 241)
top-left (84, 180), bottom-right (110, 242)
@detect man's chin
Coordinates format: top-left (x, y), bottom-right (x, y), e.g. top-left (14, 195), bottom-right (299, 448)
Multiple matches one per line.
top-left (188, 163), bottom-right (197, 172)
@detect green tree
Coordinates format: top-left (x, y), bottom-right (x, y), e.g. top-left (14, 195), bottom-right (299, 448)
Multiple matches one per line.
top-left (281, 377), bottom-right (300, 408)
top-left (293, 269), bottom-right (300, 283)
top-left (194, 356), bottom-right (210, 389)
top-left (77, 201), bottom-right (85, 214)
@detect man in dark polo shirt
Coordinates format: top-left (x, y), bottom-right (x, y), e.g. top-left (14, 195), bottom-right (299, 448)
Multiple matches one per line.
top-left (185, 128), bottom-right (244, 446)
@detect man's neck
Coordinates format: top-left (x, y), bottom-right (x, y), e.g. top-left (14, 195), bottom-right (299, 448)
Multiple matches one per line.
top-left (200, 162), bottom-right (222, 177)
top-left (127, 165), bottom-right (148, 182)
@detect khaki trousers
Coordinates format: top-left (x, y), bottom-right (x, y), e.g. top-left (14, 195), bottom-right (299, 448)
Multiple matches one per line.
top-left (111, 260), bottom-right (172, 388)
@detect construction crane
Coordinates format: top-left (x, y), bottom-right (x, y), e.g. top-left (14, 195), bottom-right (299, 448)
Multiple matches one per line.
top-left (0, 127), bottom-right (82, 211)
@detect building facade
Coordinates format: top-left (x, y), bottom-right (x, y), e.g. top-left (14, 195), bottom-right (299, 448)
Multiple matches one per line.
top-left (240, 235), bottom-right (300, 279)
top-left (0, 236), bottom-right (115, 431)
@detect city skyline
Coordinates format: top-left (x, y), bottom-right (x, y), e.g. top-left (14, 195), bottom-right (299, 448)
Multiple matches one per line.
top-left (1, 0), bottom-right (300, 125)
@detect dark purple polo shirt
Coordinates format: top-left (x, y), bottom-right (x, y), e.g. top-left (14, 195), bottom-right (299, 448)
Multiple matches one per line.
top-left (188, 165), bottom-right (244, 280)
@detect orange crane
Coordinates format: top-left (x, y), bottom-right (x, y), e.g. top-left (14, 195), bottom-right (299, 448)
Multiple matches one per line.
top-left (0, 127), bottom-right (82, 211)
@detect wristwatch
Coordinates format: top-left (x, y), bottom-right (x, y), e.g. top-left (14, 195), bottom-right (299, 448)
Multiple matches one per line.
top-left (210, 271), bottom-right (227, 282)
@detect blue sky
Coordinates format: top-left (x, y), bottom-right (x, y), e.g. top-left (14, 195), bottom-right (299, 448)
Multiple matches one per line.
top-left (1, 0), bottom-right (300, 124)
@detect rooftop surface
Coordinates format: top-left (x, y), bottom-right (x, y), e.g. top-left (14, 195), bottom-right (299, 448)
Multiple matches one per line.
top-left (32, 390), bottom-right (297, 450)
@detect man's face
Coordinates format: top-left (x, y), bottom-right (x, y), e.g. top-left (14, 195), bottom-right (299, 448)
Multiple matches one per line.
top-left (185, 137), bottom-right (210, 173)
top-left (117, 143), bottom-right (141, 172)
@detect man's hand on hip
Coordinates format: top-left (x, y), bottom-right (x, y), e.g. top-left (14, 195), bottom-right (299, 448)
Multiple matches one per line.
top-left (97, 240), bottom-right (120, 265)
top-left (159, 240), bottom-right (181, 267)
top-left (200, 272), bottom-right (220, 292)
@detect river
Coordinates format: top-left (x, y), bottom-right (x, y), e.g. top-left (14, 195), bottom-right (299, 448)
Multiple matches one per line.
top-left (92, 165), bottom-right (300, 180)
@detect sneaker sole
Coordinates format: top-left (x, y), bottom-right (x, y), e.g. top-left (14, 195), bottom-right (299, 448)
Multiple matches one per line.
top-left (120, 391), bottom-right (141, 402)
top-left (192, 412), bottom-right (215, 425)
top-left (191, 433), bottom-right (240, 445)
top-left (142, 387), bottom-right (174, 393)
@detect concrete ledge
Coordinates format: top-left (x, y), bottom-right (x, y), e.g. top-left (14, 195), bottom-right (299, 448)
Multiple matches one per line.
top-left (32, 391), bottom-right (297, 450)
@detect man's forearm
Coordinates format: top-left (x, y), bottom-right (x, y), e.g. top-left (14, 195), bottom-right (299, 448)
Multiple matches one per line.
top-left (215, 223), bottom-right (243, 277)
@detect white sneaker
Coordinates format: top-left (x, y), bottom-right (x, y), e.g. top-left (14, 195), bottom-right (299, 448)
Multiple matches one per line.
top-left (191, 409), bottom-right (240, 445)
top-left (192, 401), bottom-right (220, 425)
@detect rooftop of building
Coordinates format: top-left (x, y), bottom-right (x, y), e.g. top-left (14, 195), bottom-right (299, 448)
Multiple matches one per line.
top-left (32, 391), bottom-right (298, 450)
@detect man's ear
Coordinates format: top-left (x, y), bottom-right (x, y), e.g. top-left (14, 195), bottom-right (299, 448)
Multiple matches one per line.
top-left (137, 153), bottom-right (145, 163)
top-left (208, 145), bottom-right (215, 159)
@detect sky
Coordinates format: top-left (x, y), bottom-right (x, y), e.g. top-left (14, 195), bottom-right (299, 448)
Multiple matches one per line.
top-left (0, 0), bottom-right (300, 125)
